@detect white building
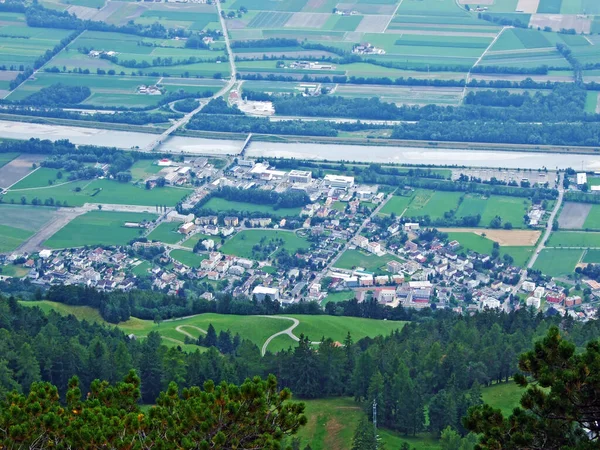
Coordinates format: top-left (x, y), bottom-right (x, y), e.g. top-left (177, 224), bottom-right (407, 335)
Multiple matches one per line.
top-left (526, 296), bottom-right (541, 309)
top-left (522, 281), bottom-right (536, 292)
top-left (577, 173), bottom-right (588, 185)
top-left (324, 174), bottom-right (354, 188)
top-left (252, 286), bottom-right (280, 301)
top-left (288, 170), bottom-right (312, 184)
top-left (533, 286), bottom-right (545, 299)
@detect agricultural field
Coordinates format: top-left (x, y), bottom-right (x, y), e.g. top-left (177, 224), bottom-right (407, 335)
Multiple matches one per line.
top-left (220, 229), bottom-right (311, 259)
top-left (334, 249), bottom-right (403, 273)
top-left (547, 231), bottom-right (600, 248)
top-left (43, 211), bottom-right (157, 248)
top-left (583, 205), bottom-right (600, 230)
top-left (0, 153), bottom-right (20, 169)
top-left (446, 232), bottom-right (534, 267)
top-left (379, 193), bottom-right (414, 216)
top-left (532, 248), bottom-right (583, 277)
top-left (0, 204), bottom-right (58, 253)
top-left (583, 249), bottom-right (600, 263)
top-left (558, 202), bottom-right (592, 229)
top-left (8, 72), bottom-right (225, 108)
top-left (202, 197), bottom-right (303, 216)
top-left (147, 222), bottom-right (185, 244)
top-left (0, 13), bottom-right (73, 69)
top-left (2, 178), bottom-right (191, 207)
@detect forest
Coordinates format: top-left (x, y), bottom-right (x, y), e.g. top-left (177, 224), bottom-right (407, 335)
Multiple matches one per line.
top-left (1, 297), bottom-right (600, 444)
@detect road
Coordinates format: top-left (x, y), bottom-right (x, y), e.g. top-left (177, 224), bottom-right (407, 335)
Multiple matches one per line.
top-left (259, 315), bottom-right (320, 356)
top-left (314, 195), bottom-right (393, 286)
top-left (142, 0), bottom-right (237, 152)
top-left (509, 172), bottom-right (564, 299)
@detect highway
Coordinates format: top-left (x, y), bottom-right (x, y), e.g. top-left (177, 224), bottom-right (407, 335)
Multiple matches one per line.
top-left (142, 0), bottom-right (237, 153)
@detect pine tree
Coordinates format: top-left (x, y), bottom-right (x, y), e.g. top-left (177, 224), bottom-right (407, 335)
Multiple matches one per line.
top-left (351, 417), bottom-right (377, 450)
top-left (205, 323), bottom-right (217, 348)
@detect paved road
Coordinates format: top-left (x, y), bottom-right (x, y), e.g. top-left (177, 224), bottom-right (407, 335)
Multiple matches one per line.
top-left (142, 0), bottom-right (237, 152)
top-left (314, 195), bottom-right (393, 286)
top-left (260, 315), bottom-right (320, 356)
top-left (510, 172), bottom-right (564, 299)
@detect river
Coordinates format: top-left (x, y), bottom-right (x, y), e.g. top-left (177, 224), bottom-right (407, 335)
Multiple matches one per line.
top-left (2, 120), bottom-right (600, 170)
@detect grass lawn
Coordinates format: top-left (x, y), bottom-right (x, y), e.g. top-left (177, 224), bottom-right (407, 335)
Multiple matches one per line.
top-left (286, 315), bottom-right (406, 348)
top-left (4, 179), bottom-right (191, 207)
top-left (447, 232), bottom-right (533, 266)
top-left (220, 229), bottom-right (310, 260)
top-left (583, 205), bottom-right (600, 230)
top-left (322, 290), bottom-right (355, 306)
top-left (132, 260), bottom-right (151, 276)
top-left (20, 300), bottom-right (104, 322)
top-left (334, 249), bottom-right (403, 273)
top-left (9, 167), bottom-right (69, 189)
top-left (547, 231), bottom-right (600, 248)
top-left (481, 382), bottom-right (525, 417)
top-left (533, 248), bottom-right (583, 277)
top-left (170, 249), bottom-right (207, 267)
top-left (130, 159), bottom-right (163, 181)
top-left (379, 193), bottom-right (414, 216)
top-left (147, 222), bottom-right (184, 244)
top-left (457, 194), bottom-right (530, 228)
top-left (44, 211), bottom-right (158, 249)
top-left (203, 197), bottom-right (302, 217)
top-left (1, 264), bottom-right (30, 278)
top-left (181, 233), bottom-right (215, 249)
top-left (404, 190), bottom-right (462, 220)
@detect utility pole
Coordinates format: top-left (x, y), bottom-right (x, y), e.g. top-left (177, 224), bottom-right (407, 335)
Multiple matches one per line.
top-left (373, 399), bottom-right (378, 449)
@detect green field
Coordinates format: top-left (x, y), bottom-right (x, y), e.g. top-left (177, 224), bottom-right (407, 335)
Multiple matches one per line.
top-left (583, 205), bottom-right (600, 229)
top-left (404, 190), bottom-right (463, 220)
top-left (585, 91), bottom-right (598, 113)
top-left (0, 152), bottom-right (19, 168)
top-left (0, 224), bottom-right (34, 253)
top-left (532, 248), bottom-right (583, 277)
top-left (456, 194), bottom-right (530, 228)
top-left (181, 233), bottom-right (215, 249)
top-left (481, 382), bottom-right (525, 417)
top-left (203, 197), bottom-right (303, 217)
top-left (130, 159), bottom-right (163, 181)
top-left (0, 204), bottom-right (58, 252)
top-left (322, 290), bottom-right (355, 306)
top-left (147, 222), bottom-right (184, 244)
top-left (547, 231), bottom-right (600, 248)
top-left (446, 232), bottom-right (534, 266)
top-left (44, 211), bottom-right (157, 249)
top-left (9, 167), bottom-right (69, 189)
top-left (220, 229), bottom-right (310, 260)
top-left (379, 193), bottom-right (414, 216)
top-left (334, 249), bottom-right (403, 273)
top-left (170, 249), bottom-right (208, 267)
top-left (583, 249), bottom-right (600, 263)
top-left (3, 178), bottom-right (191, 207)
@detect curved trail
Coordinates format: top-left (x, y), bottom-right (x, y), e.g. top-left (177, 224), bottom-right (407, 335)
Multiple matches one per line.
top-left (175, 325), bottom-right (207, 340)
top-left (260, 316), bottom-right (320, 356)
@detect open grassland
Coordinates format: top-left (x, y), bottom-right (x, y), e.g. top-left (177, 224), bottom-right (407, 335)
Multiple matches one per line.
top-left (44, 211), bottom-right (157, 248)
top-left (446, 232), bottom-right (534, 266)
top-left (288, 314), bottom-right (406, 346)
top-left (202, 197), bottom-right (302, 216)
top-left (130, 159), bottom-right (163, 181)
top-left (547, 231), bottom-right (600, 248)
top-left (481, 382), bottom-right (525, 417)
top-left (220, 229), bottom-right (310, 259)
top-left (334, 249), bottom-right (403, 272)
top-left (169, 249), bottom-right (207, 267)
top-left (3, 178), bottom-right (191, 207)
top-left (457, 194), bottom-right (531, 228)
top-left (404, 190), bottom-right (463, 220)
top-left (533, 248), bottom-right (583, 277)
top-left (379, 193), bottom-right (414, 216)
top-left (0, 224), bottom-right (34, 253)
top-left (583, 205), bottom-right (600, 229)
top-left (147, 222), bottom-right (184, 244)
top-left (9, 167), bottom-right (69, 189)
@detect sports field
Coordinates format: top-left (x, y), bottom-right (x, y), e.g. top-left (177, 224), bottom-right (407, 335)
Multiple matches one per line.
top-left (3, 178), bottom-right (191, 207)
top-left (334, 249), bottom-right (403, 272)
top-left (220, 229), bottom-right (310, 259)
top-left (44, 211), bottom-right (158, 249)
top-left (203, 198), bottom-right (303, 217)
top-left (147, 222), bottom-right (184, 244)
top-left (169, 249), bottom-right (208, 267)
top-left (404, 190), bottom-right (463, 220)
top-left (532, 248), bottom-right (583, 277)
